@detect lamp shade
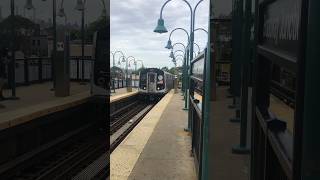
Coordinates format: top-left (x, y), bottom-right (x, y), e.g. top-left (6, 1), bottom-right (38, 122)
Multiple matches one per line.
top-left (165, 39), bottom-right (173, 49)
top-left (58, 8), bottom-right (66, 17)
top-left (121, 57), bottom-right (125, 62)
top-left (75, 0), bottom-right (85, 11)
top-left (25, 0), bottom-right (34, 10)
top-left (153, 18), bottom-right (168, 33)
top-left (169, 51), bottom-right (174, 58)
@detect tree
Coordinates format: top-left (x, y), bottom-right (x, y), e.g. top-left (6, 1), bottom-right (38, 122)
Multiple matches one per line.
top-left (86, 15), bottom-right (107, 42)
top-left (132, 67), bottom-right (145, 75)
top-left (0, 15), bottom-right (37, 52)
top-left (161, 66), bottom-right (169, 72)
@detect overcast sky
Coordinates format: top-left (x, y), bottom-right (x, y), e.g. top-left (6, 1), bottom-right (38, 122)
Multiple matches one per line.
top-left (0, 0), bottom-right (106, 25)
top-left (111, 0), bottom-right (210, 69)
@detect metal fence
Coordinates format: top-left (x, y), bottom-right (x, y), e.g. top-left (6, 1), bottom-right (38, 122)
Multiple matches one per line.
top-left (110, 79), bottom-right (127, 89)
top-left (5, 57), bottom-right (94, 86)
top-left (189, 52), bottom-right (206, 176)
top-left (110, 79), bottom-right (139, 90)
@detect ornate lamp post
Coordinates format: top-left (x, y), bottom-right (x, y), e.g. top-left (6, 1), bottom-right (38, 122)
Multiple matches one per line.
top-left (57, 0), bottom-right (67, 25)
top-left (110, 50), bottom-right (125, 67)
top-left (75, 0), bottom-right (87, 84)
top-left (154, 0), bottom-right (206, 132)
top-left (7, 0), bottom-right (19, 99)
top-left (117, 55), bottom-right (126, 80)
top-left (123, 56), bottom-right (135, 90)
top-left (41, 0), bottom-right (57, 91)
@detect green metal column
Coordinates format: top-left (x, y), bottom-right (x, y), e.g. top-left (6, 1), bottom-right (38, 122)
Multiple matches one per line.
top-left (201, 2), bottom-right (212, 179)
top-left (232, 0), bottom-right (251, 154)
top-left (230, 0), bottom-right (243, 97)
top-left (298, 0), bottom-right (320, 179)
top-left (184, 49), bottom-right (190, 111)
top-left (229, 0), bottom-right (244, 123)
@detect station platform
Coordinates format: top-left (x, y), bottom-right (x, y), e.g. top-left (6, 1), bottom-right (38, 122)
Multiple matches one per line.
top-left (111, 90), bottom-right (196, 180)
top-left (210, 87), bottom-right (249, 179)
top-left (110, 88), bottom-right (138, 103)
top-left (0, 82), bottom-right (91, 130)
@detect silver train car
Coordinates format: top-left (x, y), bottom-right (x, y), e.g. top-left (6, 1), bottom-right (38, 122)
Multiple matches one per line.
top-left (138, 68), bottom-right (174, 98)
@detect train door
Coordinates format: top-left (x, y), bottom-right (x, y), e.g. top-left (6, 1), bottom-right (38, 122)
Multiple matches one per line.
top-left (147, 72), bottom-right (157, 92)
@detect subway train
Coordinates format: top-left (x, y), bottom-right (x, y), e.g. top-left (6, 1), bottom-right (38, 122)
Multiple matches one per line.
top-left (138, 68), bottom-right (174, 99)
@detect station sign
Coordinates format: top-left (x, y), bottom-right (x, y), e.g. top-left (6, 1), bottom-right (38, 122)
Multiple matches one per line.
top-left (262, 0), bottom-right (302, 59)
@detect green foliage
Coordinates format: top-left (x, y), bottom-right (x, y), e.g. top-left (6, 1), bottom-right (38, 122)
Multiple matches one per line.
top-left (86, 15), bottom-right (107, 41)
top-left (70, 29), bottom-right (82, 41)
top-left (161, 66), bottom-right (169, 72)
top-left (0, 15), bottom-right (37, 51)
top-left (132, 67), bottom-right (145, 75)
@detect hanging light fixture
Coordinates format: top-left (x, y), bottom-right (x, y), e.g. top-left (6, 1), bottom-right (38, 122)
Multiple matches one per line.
top-left (75, 0), bottom-right (85, 11)
top-left (169, 51), bottom-right (174, 58)
top-left (165, 39), bottom-right (173, 49)
top-left (25, 0), bottom-right (34, 10)
top-left (58, 0), bottom-right (66, 17)
top-left (154, 18), bottom-right (168, 34)
top-left (58, 8), bottom-right (66, 17)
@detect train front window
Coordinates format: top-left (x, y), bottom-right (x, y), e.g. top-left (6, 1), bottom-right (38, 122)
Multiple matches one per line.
top-left (140, 73), bottom-right (147, 89)
top-left (149, 74), bottom-right (155, 83)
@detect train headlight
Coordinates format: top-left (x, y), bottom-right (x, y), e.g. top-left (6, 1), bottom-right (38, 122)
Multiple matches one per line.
top-left (158, 75), bottom-right (163, 80)
top-left (157, 87), bottom-right (160, 90)
top-left (143, 86), bottom-right (146, 90)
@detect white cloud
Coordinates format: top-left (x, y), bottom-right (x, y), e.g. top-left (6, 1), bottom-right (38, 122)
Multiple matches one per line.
top-left (111, 0), bottom-right (210, 69)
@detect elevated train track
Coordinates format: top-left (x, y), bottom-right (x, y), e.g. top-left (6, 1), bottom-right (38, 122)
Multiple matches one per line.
top-left (110, 95), bottom-right (158, 152)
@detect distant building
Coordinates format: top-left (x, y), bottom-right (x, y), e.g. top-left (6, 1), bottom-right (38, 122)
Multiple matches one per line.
top-left (30, 35), bottom-right (49, 57)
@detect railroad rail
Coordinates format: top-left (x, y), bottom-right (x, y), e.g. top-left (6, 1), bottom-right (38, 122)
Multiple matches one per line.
top-left (110, 98), bottom-right (157, 152)
top-left (0, 123), bottom-right (107, 180)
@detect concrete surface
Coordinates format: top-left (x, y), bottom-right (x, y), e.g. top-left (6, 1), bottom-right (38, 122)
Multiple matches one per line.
top-left (210, 87), bottom-right (249, 180)
top-left (111, 90), bottom-right (196, 180)
top-left (0, 82), bottom-right (91, 130)
top-left (0, 82), bottom-right (90, 114)
top-left (110, 88), bottom-right (137, 97)
top-left (110, 89), bottom-right (138, 103)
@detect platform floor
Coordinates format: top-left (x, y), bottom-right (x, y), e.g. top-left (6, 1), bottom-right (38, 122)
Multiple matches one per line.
top-left (210, 87), bottom-right (249, 179)
top-left (110, 88), bottom-right (138, 103)
top-left (111, 90), bottom-right (196, 180)
top-left (110, 87), bottom-right (138, 97)
top-left (0, 82), bottom-right (90, 114)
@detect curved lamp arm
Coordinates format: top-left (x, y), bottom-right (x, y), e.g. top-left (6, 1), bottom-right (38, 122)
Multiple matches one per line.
top-left (159, 0), bottom-right (192, 20)
top-left (172, 42), bottom-right (186, 51)
top-left (193, 43), bottom-right (201, 53)
top-left (155, 0), bottom-right (193, 34)
top-left (174, 50), bottom-right (185, 56)
top-left (126, 56), bottom-right (135, 62)
top-left (136, 60), bottom-right (144, 68)
top-left (174, 54), bottom-right (185, 59)
top-left (195, 27), bottom-right (208, 35)
top-left (192, 0), bottom-right (205, 31)
top-left (169, 28), bottom-right (190, 42)
top-left (128, 59), bottom-right (136, 67)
